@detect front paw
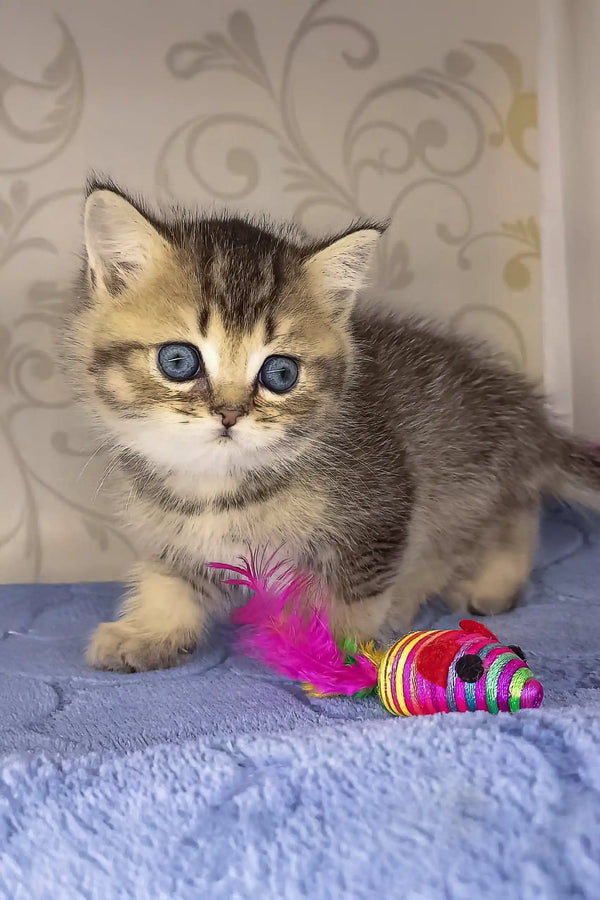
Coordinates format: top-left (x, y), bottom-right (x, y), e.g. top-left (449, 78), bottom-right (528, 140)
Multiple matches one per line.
top-left (86, 620), bottom-right (196, 673)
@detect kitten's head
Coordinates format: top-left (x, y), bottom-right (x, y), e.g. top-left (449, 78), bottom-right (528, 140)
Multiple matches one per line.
top-left (67, 181), bottom-right (382, 476)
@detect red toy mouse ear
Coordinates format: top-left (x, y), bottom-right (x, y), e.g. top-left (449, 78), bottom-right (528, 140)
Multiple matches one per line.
top-left (459, 619), bottom-right (499, 642)
top-left (417, 635), bottom-right (461, 686)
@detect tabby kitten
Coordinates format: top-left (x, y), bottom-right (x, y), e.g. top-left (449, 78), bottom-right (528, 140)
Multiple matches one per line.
top-left (65, 181), bottom-right (600, 672)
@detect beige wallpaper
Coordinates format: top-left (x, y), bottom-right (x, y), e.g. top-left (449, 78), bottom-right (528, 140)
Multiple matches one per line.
top-left (0, 0), bottom-right (540, 584)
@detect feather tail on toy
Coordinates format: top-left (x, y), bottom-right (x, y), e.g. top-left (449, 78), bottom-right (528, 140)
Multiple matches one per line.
top-left (210, 554), bottom-right (378, 697)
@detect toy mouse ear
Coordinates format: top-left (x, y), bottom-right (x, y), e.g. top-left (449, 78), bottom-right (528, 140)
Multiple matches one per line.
top-left (417, 635), bottom-right (460, 687)
top-left (459, 619), bottom-right (499, 642)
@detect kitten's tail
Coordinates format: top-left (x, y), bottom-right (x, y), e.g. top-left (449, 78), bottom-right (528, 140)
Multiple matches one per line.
top-left (550, 434), bottom-right (600, 510)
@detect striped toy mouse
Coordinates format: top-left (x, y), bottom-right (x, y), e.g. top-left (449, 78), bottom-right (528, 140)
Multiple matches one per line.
top-left (212, 556), bottom-right (543, 717)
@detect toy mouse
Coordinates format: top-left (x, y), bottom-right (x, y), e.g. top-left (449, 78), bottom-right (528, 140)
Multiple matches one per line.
top-left (212, 556), bottom-right (544, 717)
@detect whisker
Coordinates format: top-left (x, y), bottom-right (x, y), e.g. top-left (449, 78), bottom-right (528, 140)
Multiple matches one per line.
top-left (77, 437), bottom-right (115, 482)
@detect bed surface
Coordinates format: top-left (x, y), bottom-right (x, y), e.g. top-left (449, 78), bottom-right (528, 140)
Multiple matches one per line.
top-left (1, 505), bottom-right (599, 898)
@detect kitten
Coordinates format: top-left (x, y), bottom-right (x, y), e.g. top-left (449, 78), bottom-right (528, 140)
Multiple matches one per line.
top-left (64, 180), bottom-right (600, 672)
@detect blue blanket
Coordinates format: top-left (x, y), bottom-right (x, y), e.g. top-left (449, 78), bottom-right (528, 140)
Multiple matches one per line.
top-left (1, 505), bottom-right (599, 899)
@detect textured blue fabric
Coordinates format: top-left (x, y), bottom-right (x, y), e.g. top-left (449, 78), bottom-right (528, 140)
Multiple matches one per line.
top-left (0, 506), bottom-right (599, 899)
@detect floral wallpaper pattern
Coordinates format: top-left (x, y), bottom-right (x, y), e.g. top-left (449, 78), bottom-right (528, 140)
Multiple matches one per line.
top-left (0, 0), bottom-right (540, 583)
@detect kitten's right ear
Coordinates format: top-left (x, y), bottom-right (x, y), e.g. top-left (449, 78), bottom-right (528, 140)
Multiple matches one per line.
top-left (84, 190), bottom-right (168, 295)
top-left (303, 226), bottom-right (383, 322)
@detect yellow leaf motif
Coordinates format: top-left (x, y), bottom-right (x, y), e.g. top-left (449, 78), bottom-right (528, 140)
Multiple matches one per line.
top-left (458, 216), bottom-right (541, 292)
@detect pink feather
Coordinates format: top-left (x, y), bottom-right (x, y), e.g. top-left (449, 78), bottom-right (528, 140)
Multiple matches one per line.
top-left (209, 554), bottom-right (378, 696)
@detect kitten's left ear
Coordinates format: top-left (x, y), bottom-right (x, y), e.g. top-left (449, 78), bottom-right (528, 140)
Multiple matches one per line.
top-left (84, 189), bottom-right (170, 296)
top-left (304, 225), bottom-right (383, 320)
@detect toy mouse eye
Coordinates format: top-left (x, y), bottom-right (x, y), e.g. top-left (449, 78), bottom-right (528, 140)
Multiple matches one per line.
top-left (508, 645), bottom-right (527, 662)
top-left (455, 654), bottom-right (484, 683)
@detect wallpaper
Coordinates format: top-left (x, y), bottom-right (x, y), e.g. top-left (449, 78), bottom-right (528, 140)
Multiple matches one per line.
top-left (0, 0), bottom-right (540, 583)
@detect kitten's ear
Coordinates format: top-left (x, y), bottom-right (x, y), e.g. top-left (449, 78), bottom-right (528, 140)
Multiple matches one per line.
top-left (84, 189), bottom-right (169, 295)
top-left (304, 226), bottom-right (383, 319)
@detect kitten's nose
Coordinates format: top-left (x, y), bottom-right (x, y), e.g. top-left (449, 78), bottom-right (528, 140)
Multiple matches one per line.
top-left (216, 407), bottom-right (245, 429)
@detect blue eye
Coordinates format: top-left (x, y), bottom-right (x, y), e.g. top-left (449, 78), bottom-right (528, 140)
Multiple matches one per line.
top-left (259, 355), bottom-right (299, 394)
top-left (157, 343), bottom-right (202, 381)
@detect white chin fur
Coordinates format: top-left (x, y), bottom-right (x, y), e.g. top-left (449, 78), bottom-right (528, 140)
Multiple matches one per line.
top-left (111, 417), bottom-right (285, 475)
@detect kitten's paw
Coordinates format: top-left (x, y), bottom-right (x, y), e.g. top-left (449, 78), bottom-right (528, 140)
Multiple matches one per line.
top-left (466, 592), bottom-right (521, 617)
top-left (86, 620), bottom-right (196, 672)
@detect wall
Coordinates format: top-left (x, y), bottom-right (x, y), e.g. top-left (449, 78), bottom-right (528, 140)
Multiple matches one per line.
top-left (0, 0), bottom-right (540, 583)
top-left (538, 0), bottom-right (600, 440)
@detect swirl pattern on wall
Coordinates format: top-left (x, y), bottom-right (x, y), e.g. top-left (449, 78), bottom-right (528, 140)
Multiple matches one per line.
top-left (159, 3), bottom-right (539, 319)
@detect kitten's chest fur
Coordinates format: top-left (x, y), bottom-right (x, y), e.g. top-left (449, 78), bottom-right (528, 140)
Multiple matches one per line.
top-left (120, 464), bottom-right (327, 572)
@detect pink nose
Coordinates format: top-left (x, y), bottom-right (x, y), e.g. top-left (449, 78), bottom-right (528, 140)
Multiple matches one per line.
top-left (519, 679), bottom-right (544, 710)
top-left (216, 407), bottom-right (245, 429)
